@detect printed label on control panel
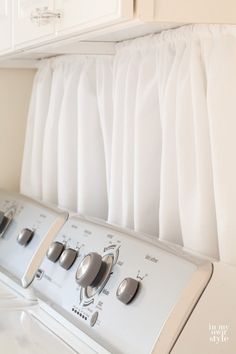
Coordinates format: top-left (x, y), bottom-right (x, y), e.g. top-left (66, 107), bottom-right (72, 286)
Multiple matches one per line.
top-left (145, 254), bottom-right (158, 263)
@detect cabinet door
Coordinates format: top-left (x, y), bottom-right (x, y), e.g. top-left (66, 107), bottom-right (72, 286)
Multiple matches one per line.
top-left (0, 0), bottom-right (12, 53)
top-left (55, 0), bottom-right (133, 36)
top-left (14, 0), bottom-right (56, 47)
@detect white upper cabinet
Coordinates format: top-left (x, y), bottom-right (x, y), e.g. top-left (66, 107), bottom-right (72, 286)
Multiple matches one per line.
top-left (3, 0), bottom-right (236, 61)
top-left (14, 0), bottom-right (56, 46)
top-left (54, 0), bottom-right (133, 36)
top-left (13, 0), bottom-right (134, 47)
top-left (0, 0), bottom-right (12, 53)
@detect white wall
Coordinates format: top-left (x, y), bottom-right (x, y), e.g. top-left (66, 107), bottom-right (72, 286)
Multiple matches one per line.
top-left (155, 0), bottom-right (236, 23)
top-left (0, 69), bottom-right (36, 192)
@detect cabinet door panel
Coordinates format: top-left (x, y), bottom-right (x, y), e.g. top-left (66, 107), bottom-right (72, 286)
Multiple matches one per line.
top-left (14, 0), bottom-right (55, 46)
top-left (0, 0), bottom-right (12, 53)
top-left (55, 0), bottom-right (133, 35)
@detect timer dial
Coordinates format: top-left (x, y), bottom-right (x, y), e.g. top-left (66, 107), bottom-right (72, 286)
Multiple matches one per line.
top-left (116, 278), bottom-right (140, 304)
top-left (76, 252), bottom-right (102, 288)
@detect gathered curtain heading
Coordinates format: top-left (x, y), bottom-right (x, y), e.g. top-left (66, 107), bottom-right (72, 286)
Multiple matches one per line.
top-left (21, 25), bottom-right (236, 265)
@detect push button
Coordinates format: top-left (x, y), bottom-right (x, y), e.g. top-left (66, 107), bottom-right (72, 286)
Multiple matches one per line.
top-left (90, 311), bottom-right (99, 327)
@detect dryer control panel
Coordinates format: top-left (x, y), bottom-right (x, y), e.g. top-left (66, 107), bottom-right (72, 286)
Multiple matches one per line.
top-left (34, 216), bottom-right (213, 354)
top-left (0, 190), bottom-right (68, 287)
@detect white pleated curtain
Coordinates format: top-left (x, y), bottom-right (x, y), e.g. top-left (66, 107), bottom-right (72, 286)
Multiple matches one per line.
top-left (21, 25), bottom-right (236, 265)
top-left (21, 56), bottom-right (113, 219)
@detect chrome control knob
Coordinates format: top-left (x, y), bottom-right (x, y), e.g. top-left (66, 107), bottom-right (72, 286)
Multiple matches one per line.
top-left (47, 241), bottom-right (65, 262)
top-left (0, 211), bottom-right (8, 235)
top-left (75, 252), bottom-right (102, 288)
top-left (0, 209), bottom-right (14, 237)
top-left (0, 211), bottom-right (5, 225)
top-left (59, 248), bottom-right (77, 270)
top-left (17, 228), bottom-right (34, 246)
top-left (116, 278), bottom-right (140, 304)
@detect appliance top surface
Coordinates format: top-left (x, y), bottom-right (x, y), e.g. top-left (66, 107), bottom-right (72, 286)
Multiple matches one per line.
top-left (33, 215), bottom-right (212, 354)
top-left (0, 309), bottom-right (77, 354)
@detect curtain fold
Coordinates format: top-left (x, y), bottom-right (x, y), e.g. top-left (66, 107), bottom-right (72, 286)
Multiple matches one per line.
top-left (157, 39), bottom-right (185, 245)
top-left (21, 25), bottom-right (236, 265)
top-left (42, 62), bottom-right (63, 205)
top-left (21, 63), bottom-right (52, 199)
top-left (108, 39), bottom-right (162, 236)
top-left (57, 60), bottom-right (80, 211)
top-left (21, 55), bottom-right (112, 219)
top-left (77, 58), bottom-right (111, 219)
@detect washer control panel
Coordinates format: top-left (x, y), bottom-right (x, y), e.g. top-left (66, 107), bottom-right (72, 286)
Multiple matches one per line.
top-left (0, 189), bottom-right (68, 287)
top-left (34, 216), bottom-right (212, 354)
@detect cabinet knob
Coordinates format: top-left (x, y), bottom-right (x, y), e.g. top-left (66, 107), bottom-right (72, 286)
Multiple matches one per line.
top-left (30, 7), bottom-right (62, 26)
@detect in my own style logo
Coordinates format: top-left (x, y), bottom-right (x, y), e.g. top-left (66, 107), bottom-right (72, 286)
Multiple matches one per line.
top-left (209, 323), bottom-right (230, 344)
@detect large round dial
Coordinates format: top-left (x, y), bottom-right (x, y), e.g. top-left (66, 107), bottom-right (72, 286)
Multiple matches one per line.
top-left (47, 241), bottom-right (65, 262)
top-left (17, 228), bottom-right (34, 246)
top-left (75, 252), bottom-right (102, 288)
top-left (116, 278), bottom-right (140, 304)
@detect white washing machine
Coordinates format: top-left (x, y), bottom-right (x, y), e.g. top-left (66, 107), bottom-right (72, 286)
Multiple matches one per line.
top-left (0, 215), bottom-right (213, 354)
top-left (0, 189), bottom-right (68, 309)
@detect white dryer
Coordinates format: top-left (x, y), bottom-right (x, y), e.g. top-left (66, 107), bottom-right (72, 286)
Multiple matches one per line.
top-left (0, 189), bottom-right (68, 309)
top-left (0, 215), bottom-right (213, 354)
